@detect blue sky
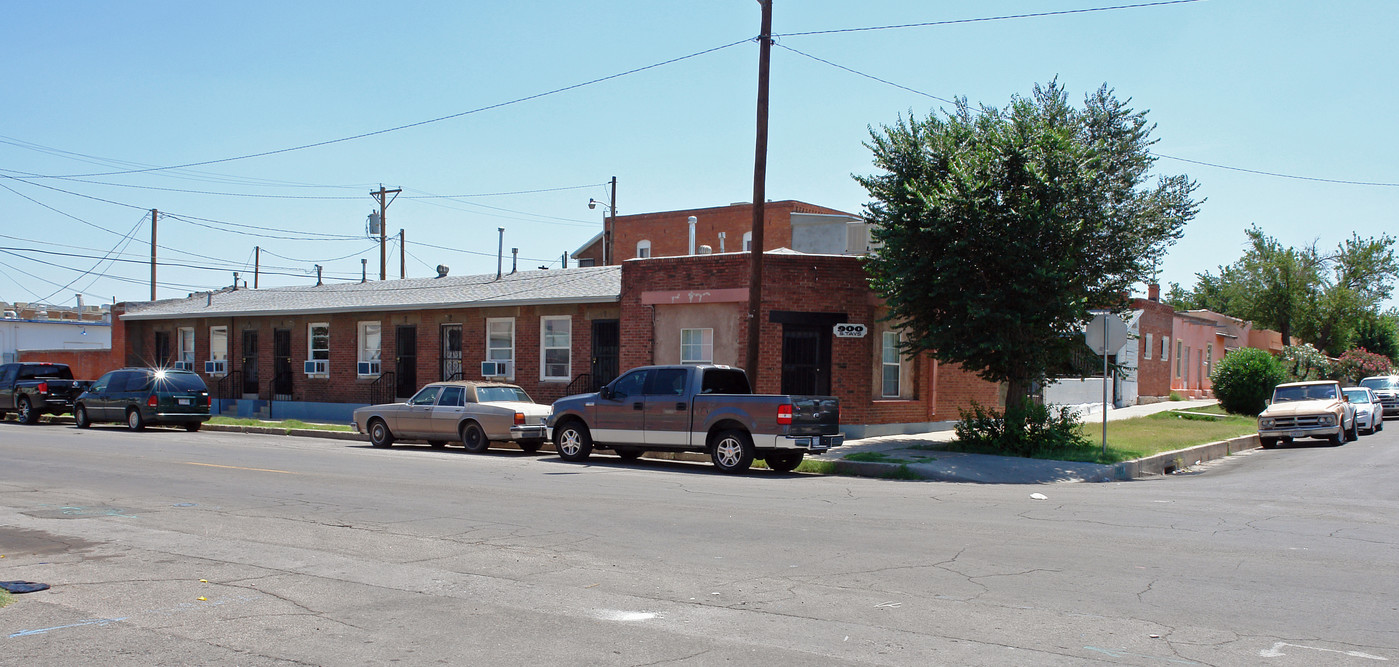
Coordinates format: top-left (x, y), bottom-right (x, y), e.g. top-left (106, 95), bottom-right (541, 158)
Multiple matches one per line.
top-left (4, 1), bottom-right (1396, 310)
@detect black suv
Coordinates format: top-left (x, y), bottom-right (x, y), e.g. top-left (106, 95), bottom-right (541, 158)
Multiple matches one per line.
top-left (74, 368), bottom-right (211, 431)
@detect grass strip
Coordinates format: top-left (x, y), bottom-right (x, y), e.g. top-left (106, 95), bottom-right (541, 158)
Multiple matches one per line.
top-left (207, 417), bottom-right (353, 432)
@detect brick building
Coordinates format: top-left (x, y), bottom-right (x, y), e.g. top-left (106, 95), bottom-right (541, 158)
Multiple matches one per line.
top-left (1131, 284), bottom-right (1177, 401)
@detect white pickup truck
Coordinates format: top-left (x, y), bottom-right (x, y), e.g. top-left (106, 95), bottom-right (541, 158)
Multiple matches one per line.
top-left (1257, 380), bottom-right (1357, 448)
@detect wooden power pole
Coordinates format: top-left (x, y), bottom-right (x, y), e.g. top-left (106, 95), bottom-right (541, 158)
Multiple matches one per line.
top-left (371, 185), bottom-right (401, 280)
top-left (150, 208), bottom-right (158, 301)
top-left (745, 0), bottom-right (773, 387)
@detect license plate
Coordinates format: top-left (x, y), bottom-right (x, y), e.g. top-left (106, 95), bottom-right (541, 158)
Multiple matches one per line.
top-left (1286, 430), bottom-right (1306, 438)
top-left (178, 398), bottom-right (191, 406)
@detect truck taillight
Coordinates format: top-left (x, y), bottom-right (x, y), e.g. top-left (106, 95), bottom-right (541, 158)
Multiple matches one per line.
top-left (205, 394), bottom-right (212, 406)
top-left (514, 412), bottom-right (526, 425)
top-left (37, 381), bottom-right (48, 394)
top-left (777, 404), bottom-right (793, 425)
top-left (147, 395), bottom-right (158, 407)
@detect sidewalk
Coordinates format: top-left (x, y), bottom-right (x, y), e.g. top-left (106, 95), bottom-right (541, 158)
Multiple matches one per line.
top-left (812, 399), bottom-right (1227, 484)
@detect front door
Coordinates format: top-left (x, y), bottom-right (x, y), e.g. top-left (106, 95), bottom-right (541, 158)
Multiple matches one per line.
top-left (592, 368), bottom-right (648, 444)
top-left (395, 325), bottom-right (418, 400)
top-left (781, 324), bottom-right (831, 396)
top-left (440, 324), bottom-right (462, 381)
top-left (590, 319), bottom-right (620, 391)
top-left (241, 330), bottom-right (259, 398)
top-left (154, 331), bottom-right (172, 367)
top-left (273, 329), bottom-right (293, 399)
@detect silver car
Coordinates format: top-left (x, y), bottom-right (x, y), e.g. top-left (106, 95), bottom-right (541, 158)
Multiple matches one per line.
top-left (353, 381), bottom-right (551, 453)
top-left (1343, 386), bottom-right (1385, 435)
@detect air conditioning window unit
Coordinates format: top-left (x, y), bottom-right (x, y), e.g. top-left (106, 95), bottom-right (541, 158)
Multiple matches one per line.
top-left (481, 360), bottom-right (510, 377)
top-left (357, 360), bottom-right (381, 376)
top-left (205, 359), bottom-right (228, 375)
top-left (172, 361), bottom-right (195, 371)
top-left (304, 359), bottom-right (329, 375)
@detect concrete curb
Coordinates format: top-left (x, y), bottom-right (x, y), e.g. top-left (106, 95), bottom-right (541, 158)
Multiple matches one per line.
top-left (1108, 434), bottom-right (1261, 480)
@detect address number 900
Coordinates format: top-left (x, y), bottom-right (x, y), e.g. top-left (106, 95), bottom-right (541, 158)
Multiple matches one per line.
top-left (833, 323), bottom-right (869, 338)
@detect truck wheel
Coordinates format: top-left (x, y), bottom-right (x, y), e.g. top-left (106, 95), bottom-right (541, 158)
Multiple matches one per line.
top-left (460, 422), bottom-right (489, 454)
top-left (126, 408), bottom-right (146, 432)
top-left (17, 397), bottom-right (38, 425)
top-left (1347, 419), bottom-right (1359, 440)
top-left (1258, 436), bottom-right (1278, 449)
top-left (765, 451), bottom-right (804, 473)
top-left (368, 418), bottom-right (394, 448)
top-left (1328, 426), bottom-right (1348, 446)
top-left (711, 429), bottom-right (754, 474)
top-left (614, 447), bottom-right (643, 461)
top-left (555, 421), bottom-right (593, 462)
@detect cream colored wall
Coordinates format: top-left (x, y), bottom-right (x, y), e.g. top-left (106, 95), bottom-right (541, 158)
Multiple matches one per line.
top-left (651, 303), bottom-right (743, 366)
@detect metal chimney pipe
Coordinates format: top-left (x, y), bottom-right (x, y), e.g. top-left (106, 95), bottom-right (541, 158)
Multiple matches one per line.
top-left (511, 248), bottom-right (518, 274)
top-left (688, 216), bottom-right (697, 255)
top-left (496, 228), bottom-right (505, 279)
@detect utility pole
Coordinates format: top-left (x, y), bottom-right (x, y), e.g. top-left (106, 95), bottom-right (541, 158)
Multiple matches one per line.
top-left (399, 229), bottom-right (405, 279)
top-left (254, 246), bottom-right (260, 289)
top-left (607, 175), bottom-right (617, 265)
top-left (150, 209), bottom-right (158, 301)
top-left (370, 184), bottom-right (401, 280)
top-left (745, 0), bottom-right (773, 387)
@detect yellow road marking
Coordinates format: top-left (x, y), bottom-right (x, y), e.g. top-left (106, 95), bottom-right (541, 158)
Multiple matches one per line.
top-left (181, 462), bottom-right (298, 475)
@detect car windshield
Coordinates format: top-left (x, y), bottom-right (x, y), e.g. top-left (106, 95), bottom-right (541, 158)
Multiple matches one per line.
top-left (477, 386), bottom-right (531, 403)
top-left (1273, 385), bottom-right (1336, 402)
top-left (1360, 377), bottom-right (1397, 391)
top-left (1342, 388), bottom-right (1369, 402)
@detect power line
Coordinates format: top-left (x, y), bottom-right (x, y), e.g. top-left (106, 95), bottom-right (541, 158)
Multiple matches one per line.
top-left (28, 38), bottom-right (754, 180)
top-left (37, 211), bottom-right (150, 303)
top-left (783, 46), bottom-right (1399, 189)
top-left (0, 247), bottom-right (358, 280)
top-left (774, 0), bottom-right (1206, 37)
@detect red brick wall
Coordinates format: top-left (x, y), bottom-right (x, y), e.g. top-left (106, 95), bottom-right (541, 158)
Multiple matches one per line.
top-left (1132, 297), bottom-right (1175, 398)
top-left (15, 348), bottom-right (123, 381)
top-left (611, 201), bottom-right (853, 262)
top-left (619, 253), bottom-right (1002, 427)
top-left (121, 302), bottom-right (617, 405)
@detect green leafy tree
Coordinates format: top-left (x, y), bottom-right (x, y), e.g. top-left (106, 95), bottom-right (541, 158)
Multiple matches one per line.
top-left (1230, 226), bottom-right (1322, 347)
top-left (1210, 347), bottom-right (1285, 415)
top-left (1296, 232), bottom-right (1399, 355)
top-left (858, 81), bottom-right (1198, 408)
top-left (1280, 343), bottom-right (1334, 381)
top-left (1351, 311), bottom-right (1399, 363)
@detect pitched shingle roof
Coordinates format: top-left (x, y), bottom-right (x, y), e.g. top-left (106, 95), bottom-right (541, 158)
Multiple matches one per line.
top-left (122, 266), bottom-right (620, 321)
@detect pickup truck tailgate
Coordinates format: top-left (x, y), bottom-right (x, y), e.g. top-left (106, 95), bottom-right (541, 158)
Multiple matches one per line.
top-left (789, 396), bottom-right (840, 434)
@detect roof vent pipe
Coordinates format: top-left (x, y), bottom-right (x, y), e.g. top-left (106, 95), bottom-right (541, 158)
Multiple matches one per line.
top-left (511, 248), bottom-right (518, 274)
top-left (436, 265), bottom-right (450, 278)
top-left (232, 272), bottom-right (239, 291)
top-left (688, 216), bottom-right (697, 255)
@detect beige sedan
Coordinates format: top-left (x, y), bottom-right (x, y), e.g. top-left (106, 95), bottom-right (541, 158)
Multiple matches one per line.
top-left (353, 381), bottom-right (551, 453)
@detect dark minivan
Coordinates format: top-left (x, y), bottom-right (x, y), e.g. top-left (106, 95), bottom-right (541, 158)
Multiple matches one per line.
top-left (74, 368), bottom-right (211, 431)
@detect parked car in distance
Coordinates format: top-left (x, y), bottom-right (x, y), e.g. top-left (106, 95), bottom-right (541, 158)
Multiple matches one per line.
top-left (353, 381), bottom-right (551, 452)
top-left (73, 368), bottom-right (211, 431)
top-left (1342, 386), bottom-right (1384, 435)
top-left (548, 364), bottom-right (843, 474)
top-left (1358, 375), bottom-right (1399, 418)
top-left (1257, 380), bottom-right (1356, 448)
top-left (0, 362), bottom-right (93, 424)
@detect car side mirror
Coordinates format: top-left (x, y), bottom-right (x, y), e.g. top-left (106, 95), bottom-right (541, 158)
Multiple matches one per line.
top-left (599, 386), bottom-right (612, 400)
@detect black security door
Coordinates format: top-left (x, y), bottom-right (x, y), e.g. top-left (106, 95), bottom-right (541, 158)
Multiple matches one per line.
top-left (273, 329), bottom-right (293, 399)
top-left (440, 324), bottom-right (462, 381)
top-left (590, 319), bottom-right (620, 391)
top-left (780, 325), bottom-right (830, 396)
top-left (395, 325), bottom-right (417, 399)
top-left (241, 330), bottom-right (259, 396)
top-left (153, 331), bottom-right (172, 367)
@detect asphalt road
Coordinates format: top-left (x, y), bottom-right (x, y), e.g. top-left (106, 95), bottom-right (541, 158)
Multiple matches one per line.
top-left (1, 420), bottom-right (1396, 666)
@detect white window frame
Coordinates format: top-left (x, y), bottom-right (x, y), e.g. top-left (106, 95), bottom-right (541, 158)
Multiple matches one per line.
top-left (177, 327), bottom-right (195, 364)
top-left (358, 321), bottom-right (382, 377)
top-left (208, 326), bottom-right (228, 376)
top-left (486, 317), bottom-right (515, 380)
top-left (742, 231), bottom-right (753, 252)
top-left (881, 331), bottom-right (906, 398)
top-left (307, 322), bottom-right (330, 376)
top-left (540, 316), bottom-right (571, 382)
top-left (680, 328), bottom-right (713, 364)
top-left (1143, 333), bottom-right (1153, 360)
top-left (636, 239), bottom-right (652, 259)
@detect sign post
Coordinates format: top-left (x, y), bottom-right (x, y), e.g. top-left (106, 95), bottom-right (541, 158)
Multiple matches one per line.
top-left (1085, 312), bottom-right (1128, 455)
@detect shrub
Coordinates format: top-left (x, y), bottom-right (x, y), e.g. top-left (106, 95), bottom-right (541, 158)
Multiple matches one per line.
top-left (1211, 347), bottom-right (1285, 415)
top-left (955, 399), bottom-right (1089, 458)
top-left (1280, 344), bottom-right (1334, 381)
top-left (1335, 347), bottom-right (1394, 383)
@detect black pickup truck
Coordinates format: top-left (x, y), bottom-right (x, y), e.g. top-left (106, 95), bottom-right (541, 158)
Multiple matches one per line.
top-left (0, 362), bottom-right (94, 424)
top-left (548, 364), bottom-right (843, 474)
